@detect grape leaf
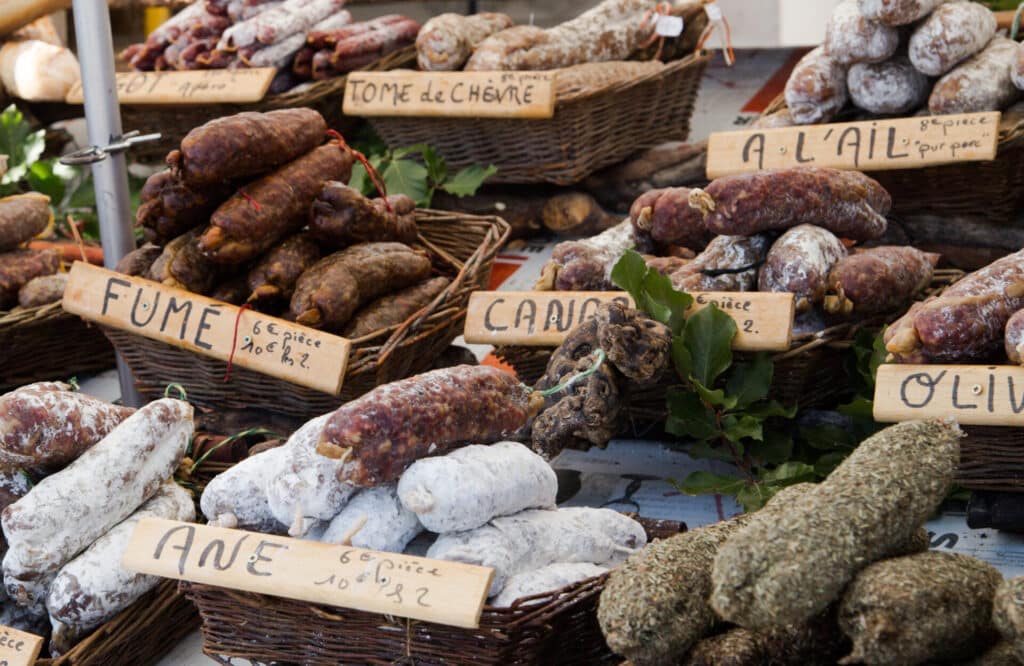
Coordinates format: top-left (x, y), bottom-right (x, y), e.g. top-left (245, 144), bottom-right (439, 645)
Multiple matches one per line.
top-left (726, 352), bottom-right (773, 409)
top-left (382, 158), bottom-right (430, 206)
top-left (683, 304), bottom-right (736, 387)
top-left (441, 164), bottom-right (498, 197)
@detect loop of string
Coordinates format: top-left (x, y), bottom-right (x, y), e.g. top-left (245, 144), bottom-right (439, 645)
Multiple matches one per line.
top-left (223, 303), bottom-right (253, 383)
top-left (164, 383), bottom-right (188, 400)
top-left (697, 1), bottom-right (735, 66)
top-left (188, 427), bottom-right (284, 475)
top-left (538, 349), bottom-right (607, 398)
top-left (326, 129), bottom-right (393, 213)
top-left (238, 188), bottom-right (262, 212)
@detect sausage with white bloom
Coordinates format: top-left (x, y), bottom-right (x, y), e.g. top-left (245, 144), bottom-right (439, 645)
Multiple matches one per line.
top-left (320, 484), bottom-right (422, 553)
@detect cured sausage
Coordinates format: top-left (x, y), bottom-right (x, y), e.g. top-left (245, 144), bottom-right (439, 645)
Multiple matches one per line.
top-left (670, 234), bottom-right (772, 293)
top-left (491, 563), bottom-right (608, 607)
top-left (0, 249), bottom-right (60, 310)
top-left (465, 0), bottom-right (657, 71)
top-left (288, 242), bottom-right (432, 331)
top-left (2, 399), bottom-right (191, 610)
top-left (46, 481), bottom-right (195, 656)
top-left (929, 37), bottom-right (1023, 115)
top-left (848, 56), bottom-right (931, 114)
top-left (165, 227), bottom-right (224, 295)
top-left (114, 243), bottom-right (162, 277)
top-left (317, 366), bottom-right (541, 487)
top-left (784, 46), bottom-right (849, 125)
top-left (758, 225), bottom-right (847, 312)
top-left (245, 232), bottom-right (321, 309)
top-left (319, 484), bottom-right (422, 553)
top-left (167, 109), bottom-right (328, 186)
top-left (199, 142), bottom-right (355, 264)
top-left (326, 15), bottom-right (420, 74)
top-left (416, 12), bottom-right (514, 71)
top-left (309, 183), bottom-right (417, 248)
top-left (909, 1), bottom-right (997, 76)
top-left (0, 194), bottom-right (50, 252)
top-left (886, 248), bottom-right (1024, 362)
top-left (397, 441), bottom-right (557, 533)
top-left (540, 220), bottom-right (644, 292)
top-left (629, 187), bottom-right (711, 252)
top-left (1005, 309), bottom-right (1024, 364)
top-left (824, 0), bottom-right (900, 65)
top-left (858, 0), bottom-right (947, 25)
top-left (690, 167), bottom-right (891, 241)
top-left (17, 273), bottom-right (66, 308)
top-left (217, 0), bottom-right (346, 50)
top-left (342, 276), bottom-right (449, 339)
top-left (427, 507), bottom-right (646, 596)
top-left (200, 446), bottom-right (288, 532)
top-left (823, 245), bottom-right (937, 317)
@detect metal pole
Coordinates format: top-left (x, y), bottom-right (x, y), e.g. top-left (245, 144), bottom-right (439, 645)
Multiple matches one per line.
top-left (71, 0), bottom-right (144, 406)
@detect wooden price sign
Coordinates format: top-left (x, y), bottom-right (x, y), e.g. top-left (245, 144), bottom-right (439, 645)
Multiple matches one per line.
top-left (65, 68), bottom-right (276, 105)
top-left (123, 519), bottom-right (494, 629)
top-left (62, 262), bottom-right (350, 395)
top-left (0, 625), bottom-right (42, 666)
top-left (343, 71), bottom-right (556, 119)
top-left (874, 364), bottom-right (1024, 426)
top-left (706, 111), bottom-right (1000, 179)
top-left (464, 291), bottom-right (795, 351)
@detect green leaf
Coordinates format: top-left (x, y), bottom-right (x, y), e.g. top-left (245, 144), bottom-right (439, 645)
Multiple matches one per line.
top-left (726, 352), bottom-right (774, 409)
top-left (683, 304), bottom-right (736, 387)
top-left (382, 158), bottom-right (430, 207)
top-left (758, 429), bottom-right (793, 464)
top-left (641, 269), bottom-right (693, 335)
top-left (421, 145), bottom-right (447, 186)
top-left (693, 380), bottom-right (738, 410)
top-left (722, 414), bottom-right (763, 443)
top-left (743, 400), bottom-right (797, 420)
top-left (26, 160), bottom-right (66, 204)
top-left (0, 105), bottom-right (44, 184)
top-left (838, 397), bottom-right (875, 421)
top-left (852, 327), bottom-right (889, 390)
top-left (440, 164), bottom-right (498, 197)
top-left (676, 471), bottom-right (746, 497)
top-left (798, 424), bottom-right (856, 451)
top-left (760, 461), bottom-right (817, 486)
top-left (686, 439), bottom-right (736, 463)
top-left (672, 335), bottom-right (693, 383)
top-left (665, 387), bottom-right (719, 441)
top-left (348, 153), bottom-right (387, 196)
top-left (736, 483), bottom-right (773, 512)
top-left (610, 250), bottom-right (648, 307)
top-left (392, 143), bottom-right (430, 160)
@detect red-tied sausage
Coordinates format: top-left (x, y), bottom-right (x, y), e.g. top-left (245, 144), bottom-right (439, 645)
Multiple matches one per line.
top-left (309, 183), bottom-right (418, 248)
top-left (823, 246), bottom-right (938, 317)
top-left (199, 142), bottom-right (355, 265)
top-left (629, 187), bottom-right (711, 253)
top-left (691, 167), bottom-right (891, 241)
top-left (886, 248), bottom-right (1024, 363)
top-left (317, 366), bottom-right (540, 486)
top-left (167, 109), bottom-right (328, 186)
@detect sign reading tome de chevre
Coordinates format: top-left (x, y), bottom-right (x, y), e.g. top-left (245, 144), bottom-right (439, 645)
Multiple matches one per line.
top-left (62, 262), bottom-right (349, 395)
top-left (65, 68), bottom-right (276, 105)
top-left (123, 519), bottom-right (494, 629)
top-left (343, 71), bottom-right (556, 119)
top-left (464, 291), bottom-right (795, 351)
top-left (0, 625), bottom-right (42, 666)
top-left (706, 111), bottom-right (1000, 179)
top-left (874, 364), bottom-right (1024, 426)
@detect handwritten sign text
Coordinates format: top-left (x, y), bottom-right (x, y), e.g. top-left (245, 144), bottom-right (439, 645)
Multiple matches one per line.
top-left (874, 364), bottom-right (1024, 426)
top-left (0, 625), bottom-right (42, 666)
top-left (65, 68), bottom-right (275, 105)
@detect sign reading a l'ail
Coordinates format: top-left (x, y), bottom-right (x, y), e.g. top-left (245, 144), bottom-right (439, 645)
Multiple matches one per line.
top-left (464, 291), bottom-right (795, 351)
top-left (123, 519), bottom-right (494, 629)
top-left (874, 364), bottom-right (1024, 426)
top-left (0, 624), bottom-right (43, 666)
top-left (706, 111), bottom-right (1000, 179)
top-left (65, 67), bottom-right (276, 105)
top-left (61, 262), bottom-right (349, 395)
top-left (343, 70), bottom-right (556, 119)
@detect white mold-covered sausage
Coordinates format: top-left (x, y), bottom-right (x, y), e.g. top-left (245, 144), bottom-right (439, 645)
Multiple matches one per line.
top-left (200, 445), bottom-right (287, 533)
top-left (858, 0), bottom-right (948, 26)
top-left (929, 37), bottom-right (1023, 114)
top-left (784, 46), bottom-right (849, 125)
top-left (909, 1), bottom-right (997, 77)
top-left (426, 507), bottom-right (646, 596)
top-left (46, 481), bottom-right (195, 656)
top-left (397, 441), bottom-right (557, 533)
top-left (265, 413), bottom-right (356, 538)
top-left (490, 562), bottom-right (609, 607)
top-left (824, 0), bottom-right (899, 65)
top-left (1, 399), bottom-right (192, 610)
top-left (320, 484), bottom-right (422, 553)
top-left (848, 56), bottom-right (932, 115)
top-left (758, 225), bottom-right (848, 313)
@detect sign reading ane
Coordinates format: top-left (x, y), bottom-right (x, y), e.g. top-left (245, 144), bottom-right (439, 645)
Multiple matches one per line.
top-left (464, 291), bottom-right (795, 351)
top-left (61, 262), bottom-right (349, 395)
top-left (874, 364), bottom-right (1024, 426)
top-left (706, 111), bottom-right (1000, 178)
top-left (123, 519), bottom-right (494, 629)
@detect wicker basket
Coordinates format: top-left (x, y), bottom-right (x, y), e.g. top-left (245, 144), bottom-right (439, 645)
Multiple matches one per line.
top-left (368, 52), bottom-right (709, 186)
top-left (104, 209), bottom-right (509, 420)
top-left (114, 47), bottom-right (416, 162)
top-left (0, 302), bottom-right (115, 391)
top-left (958, 427), bottom-right (1024, 492)
top-left (182, 517), bottom-right (681, 666)
top-left (761, 97), bottom-right (1024, 226)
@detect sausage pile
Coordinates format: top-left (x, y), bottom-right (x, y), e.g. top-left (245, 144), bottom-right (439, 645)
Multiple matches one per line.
top-left (119, 1), bottom-right (420, 93)
top-left (200, 375), bottom-right (648, 605)
top-left (777, 0), bottom-right (1024, 125)
top-left (0, 193), bottom-right (66, 311)
top-left (540, 166), bottom-right (938, 332)
top-left (0, 384), bottom-right (194, 656)
top-left (125, 108), bottom-right (448, 339)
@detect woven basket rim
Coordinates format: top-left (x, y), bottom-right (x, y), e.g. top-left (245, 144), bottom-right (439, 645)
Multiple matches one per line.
top-left (0, 300), bottom-right (66, 327)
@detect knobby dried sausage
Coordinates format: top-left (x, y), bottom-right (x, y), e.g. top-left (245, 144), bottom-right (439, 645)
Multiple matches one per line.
top-left (824, 245), bottom-right (937, 317)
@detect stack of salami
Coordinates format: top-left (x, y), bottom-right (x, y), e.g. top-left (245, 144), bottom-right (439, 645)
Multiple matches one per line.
top-left (120, 0), bottom-right (420, 92)
top-left (0, 194), bottom-right (67, 312)
top-left (0, 386), bottom-right (194, 657)
top-left (540, 166), bottom-right (941, 334)
top-left (777, 0), bottom-right (1024, 126)
top-left (124, 108), bottom-right (450, 339)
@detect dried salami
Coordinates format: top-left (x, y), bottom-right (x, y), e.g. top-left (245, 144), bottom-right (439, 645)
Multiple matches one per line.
top-left (669, 235), bottom-right (772, 293)
top-left (416, 12), bottom-right (514, 71)
top-left (629, 187), bottom-right (711, 252)
top-left (1006, 309), bottom-right (1024, 364)
top-left (909, 1), bottom-right (997, 77)
top-left (245, 232), bottom-right (321, 309)
top-left (342, 276), bottom-right (450, 339)
top-left (0, 194), bottom-right (50, 252)
top-left (784, 46), bottom-right (849, 125)
top-left (114, 243), bottom-right (162, 277)
top-left (848, 56), bottom-right (931, 114)
top-left (824, 0), bottom-right (900, 65)
top-left (929, 37), bottom-right (1023, 115)
top-left (0, 249), bottom-right (60, 310)
top-left (201, 446), bottom-right (287, 532)
top-left (17, 273), bottom-right (67, 308)
top-left (136, 171), bottom-right (234, 245)
top-left (824, 245), bottom-right (937, 317)
top-left (758, 225), bottom-right (848, 312)
top-left (540, 220), bottom-right (643, 292)
top-left (319, 484), bottom-right (422, 553)
top-left (858, 0), bottom-right (948, 26)
top-left (308, 183), bottom-right (417, 248)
